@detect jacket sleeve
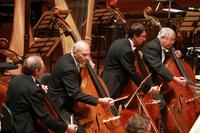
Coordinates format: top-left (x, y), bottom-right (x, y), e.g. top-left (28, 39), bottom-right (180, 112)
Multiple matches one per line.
top-left (62, 70), bottom-right (98, 106)
top-left (142, 44), bottom-right (173, 82)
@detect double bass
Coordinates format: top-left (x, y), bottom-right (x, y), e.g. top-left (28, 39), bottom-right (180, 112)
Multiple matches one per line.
top-left (79, 60), bottom-right (125, 132)
top-left (163, 48), bottom-right (200, 133)
top-left (36, 81), bottom-right (71, 133)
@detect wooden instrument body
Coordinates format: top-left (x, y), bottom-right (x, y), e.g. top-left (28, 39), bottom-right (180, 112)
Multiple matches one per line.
top-left (162, 56), bottom-right (200, 133)
top-left (78, 64), bottom-right (125, 133)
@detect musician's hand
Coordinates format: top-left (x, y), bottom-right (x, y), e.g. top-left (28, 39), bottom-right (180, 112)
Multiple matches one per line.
top-left (173, 76), bottom-right (187, 86)
top-left (175, 50), bottom-right (182, 58)
top-left (41, 84), bottom-right (48, 93)
top-left (98, 97), bottom-right (114, 105)
top-left (66, 124), bottom-right (78, 133)
top-left (149, 86), bottom-right (160, 94)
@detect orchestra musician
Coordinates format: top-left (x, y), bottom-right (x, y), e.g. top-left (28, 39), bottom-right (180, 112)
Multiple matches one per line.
top-left (125, 113), bottom-right (151, 133)
top-left (142, 27), bottom-right (187, 87)
top-left (101, 23), bottom-right (169, 132)
top-left (142, 27), bottom-right (187, 132)
top-left (47, 40), bottom-right (114, 133)
top-left (6, 55), bottom-right (77, 133)
top-left (102, 23), bottom-right (160, 99)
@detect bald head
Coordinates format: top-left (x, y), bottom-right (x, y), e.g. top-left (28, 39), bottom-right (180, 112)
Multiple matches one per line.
top-left (72, 40), bottom-right (91, 65)
top-left (23, 55), bottom-right (44, 75)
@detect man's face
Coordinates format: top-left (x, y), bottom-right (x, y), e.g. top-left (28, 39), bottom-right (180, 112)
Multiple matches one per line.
top-left (161, 35), bottom-right (176, 49)
top-left (74, 46), bottom-right (91, 66)
top-left (133, 31), bottom-right (147, 46)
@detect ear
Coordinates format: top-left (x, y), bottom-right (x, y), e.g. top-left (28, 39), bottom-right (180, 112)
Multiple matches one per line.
top-left (72, 49), bottom-right (77, 55)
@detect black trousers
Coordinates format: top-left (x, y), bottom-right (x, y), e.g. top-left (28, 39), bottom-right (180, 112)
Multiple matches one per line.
top-left (153, 93), bottom-right (167, 131)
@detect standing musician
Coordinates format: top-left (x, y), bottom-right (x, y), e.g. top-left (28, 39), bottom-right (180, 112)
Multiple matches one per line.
top-left (102, 23), bottom-right (160, 99)
top-left (47, 40), bottom-right (114, 133)
top-left (142, 27), bottom-right (187, 87)
top-left (6, 55), bottom-right (77, 133)
top-left (101, 23), bottom-right (168, 132)
top-left (142, 27), bottom-right (187, 132)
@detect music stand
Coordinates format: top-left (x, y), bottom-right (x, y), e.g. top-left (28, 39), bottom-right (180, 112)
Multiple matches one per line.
top-left (24, 37), bottom-right (61, 58)
top-left (153, 0), bottom-right (175, 18)
top-left (178, 11), bottom-right (200, 74)
top-left (92, 8), bottom-right (114, 25)
top-left (33, 10), bottom-right (70, 37)
top-left (178, 11), bottom-right (200, 32)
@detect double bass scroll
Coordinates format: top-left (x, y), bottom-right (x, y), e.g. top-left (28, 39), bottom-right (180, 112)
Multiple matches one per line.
top-left (51, 7), bottom-right (78, 43)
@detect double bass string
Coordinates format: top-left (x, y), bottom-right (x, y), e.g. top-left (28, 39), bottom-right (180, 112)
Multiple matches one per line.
top-left (186, 81), bottom-right (200, 90)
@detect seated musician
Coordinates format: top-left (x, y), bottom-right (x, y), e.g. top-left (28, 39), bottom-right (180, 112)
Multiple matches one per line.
top-left (125, 113), bottom-right (151, 133)
top-left (47, 40), bottom-right (114, 133)
top-left (142, 27), bottom-right (187, 86)
top-left (101, 23), bottom-right (169, 132)
top-left (6, 55), bottom-right (77, 133)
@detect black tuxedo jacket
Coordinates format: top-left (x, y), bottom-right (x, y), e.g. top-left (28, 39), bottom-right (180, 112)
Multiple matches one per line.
top-left (48, 53), bottom-right (98, 111)
top-left (102, 38), bottom-right (151, 98)
top-left (142, 38), bottom-right (173, 82)
top-left (6, 74), bottom-right (67, 133)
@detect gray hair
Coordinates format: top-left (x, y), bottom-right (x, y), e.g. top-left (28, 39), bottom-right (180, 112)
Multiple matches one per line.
top-left (22, 55), bottom-right (44, 75)
top-left (157, 27), bottom-right (175, 39)
top-left (72, 40), bottom-right (89, 52)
